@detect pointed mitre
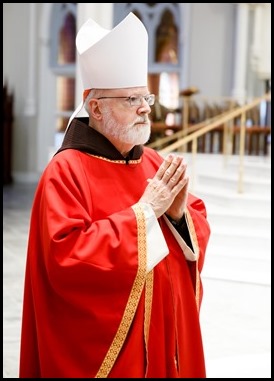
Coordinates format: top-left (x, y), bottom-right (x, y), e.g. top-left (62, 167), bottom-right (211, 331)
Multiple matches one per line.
top-left (76, 12), bottom-right (148, 89)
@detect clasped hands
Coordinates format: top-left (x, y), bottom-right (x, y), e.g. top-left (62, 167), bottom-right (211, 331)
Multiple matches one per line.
top-left (139, 154), bottom-right (189, 220)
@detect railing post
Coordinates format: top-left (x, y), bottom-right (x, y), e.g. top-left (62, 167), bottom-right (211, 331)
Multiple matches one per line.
top-left (190, 137), bottom-right (198, 192)
top-left (179, 95), bottom-right (189, 153)
top-left (238, 111), bottom-right (246, 193)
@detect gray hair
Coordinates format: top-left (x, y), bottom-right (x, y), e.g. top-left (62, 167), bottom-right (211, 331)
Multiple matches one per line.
top-left (84, 89), bottom-right (105, 113)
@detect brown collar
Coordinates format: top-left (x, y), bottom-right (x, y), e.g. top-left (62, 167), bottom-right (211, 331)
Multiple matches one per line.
top-left (56, 117), bottom-right (143, 161)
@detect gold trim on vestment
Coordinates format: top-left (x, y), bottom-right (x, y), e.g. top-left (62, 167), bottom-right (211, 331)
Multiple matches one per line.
top-left (95, 203), bottom-right (147, 378)
top-left (86, 153), bottom-right (142, 164)
top-left (144, 270), bottom-right (153, 376)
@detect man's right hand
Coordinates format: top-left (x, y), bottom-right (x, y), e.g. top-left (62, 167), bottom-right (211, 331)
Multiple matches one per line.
top-left (139, 154), bottom-right (189, 219)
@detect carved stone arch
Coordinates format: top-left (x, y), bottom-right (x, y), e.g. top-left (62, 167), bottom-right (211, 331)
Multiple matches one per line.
top-left (37, 3), bottom-right (77, 172)
top-left (37, 3), bottom-right (56, 172)
top-left (113, 3), bottom-right (187, 110)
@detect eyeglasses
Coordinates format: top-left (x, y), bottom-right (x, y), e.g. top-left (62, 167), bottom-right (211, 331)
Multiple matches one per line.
top-left (96, 94), bottom-right (155, 106)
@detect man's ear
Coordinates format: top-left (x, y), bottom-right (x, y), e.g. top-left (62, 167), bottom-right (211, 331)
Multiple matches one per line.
top-left (89, 99), bottom-right (103, 120)
top-left (83, 90), bottom-right (103, 120)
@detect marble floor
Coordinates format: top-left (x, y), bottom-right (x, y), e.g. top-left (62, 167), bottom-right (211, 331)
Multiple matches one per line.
top-left (3, 181), bottom-right (271, 378)
top-left (3, 182), bottom-right (37, 378)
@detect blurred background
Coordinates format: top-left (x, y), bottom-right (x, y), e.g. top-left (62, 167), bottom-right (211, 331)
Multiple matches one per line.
top-left (3, 3), bottom-right (271, 182)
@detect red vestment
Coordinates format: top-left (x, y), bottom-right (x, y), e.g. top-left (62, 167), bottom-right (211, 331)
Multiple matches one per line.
top-left (19, 119), bottom-right (210, 378)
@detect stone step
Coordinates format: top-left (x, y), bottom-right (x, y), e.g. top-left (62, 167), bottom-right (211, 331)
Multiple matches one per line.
top-left (196, 186), bottom-right (270, 216)
top-left (183, 151), bottom-right (270, 166)
top-left (202, 251), bottom-right (271, 286)
top-left (207, 207), bottom-right (270, 239)
top-left (181, 153), bottom-right (271, 180)
top-left (198, 172), bottom-right (270, 195)
top-left (207, 231), bottom-right (270, 259)
top-left (225, 159), bottom-right (271, 179)
top-left (187, 153), bottom-right (271, 287)
top-left (206, 209), bottom-right (270, 232)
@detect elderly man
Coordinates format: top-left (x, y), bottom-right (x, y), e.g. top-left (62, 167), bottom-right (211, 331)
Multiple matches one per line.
top-left (19, 12), bottom-right (210, 378)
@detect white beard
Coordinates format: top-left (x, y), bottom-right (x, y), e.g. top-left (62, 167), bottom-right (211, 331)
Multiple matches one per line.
top-left (102, 108), bottom-right (151, 145)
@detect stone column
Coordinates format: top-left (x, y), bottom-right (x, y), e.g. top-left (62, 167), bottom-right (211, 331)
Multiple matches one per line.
top-left (24, 3), bottom-right (36, 116)
top-left (231, 3), bottom-right (249, 105)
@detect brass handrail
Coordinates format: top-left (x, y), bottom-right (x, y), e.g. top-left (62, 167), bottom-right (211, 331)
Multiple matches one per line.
top-left (149, 92), bottom-right (271, 193)
top-left (148, 109), bottom-right (234, 150)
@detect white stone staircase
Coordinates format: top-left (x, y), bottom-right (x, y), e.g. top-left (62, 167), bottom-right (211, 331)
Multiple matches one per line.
top-left (183, 153), bottom-right (271, 286)
top-left (173, 152), bottom-right (272, 378)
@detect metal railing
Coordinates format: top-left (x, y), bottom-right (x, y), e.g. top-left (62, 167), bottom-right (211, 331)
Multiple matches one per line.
top-left (147, 92), bottom-right (271, 193)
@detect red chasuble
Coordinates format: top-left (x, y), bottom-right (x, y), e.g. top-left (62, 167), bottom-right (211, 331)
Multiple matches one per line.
top-left (19, 120), bottom-right (210, 378)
